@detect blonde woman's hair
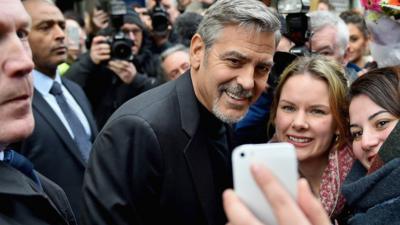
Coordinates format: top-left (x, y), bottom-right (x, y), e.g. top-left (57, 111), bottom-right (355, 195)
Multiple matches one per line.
top-left (269, 55), bottom-right (350, 148)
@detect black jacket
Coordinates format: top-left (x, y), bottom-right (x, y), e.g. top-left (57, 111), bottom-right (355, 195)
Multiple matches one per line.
top-left (81, 72), bottom-right (233, 225)
top-left (0, 162), bottom-right (77, 225)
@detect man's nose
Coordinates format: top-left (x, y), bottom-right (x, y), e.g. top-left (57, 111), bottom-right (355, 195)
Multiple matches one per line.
top-left (54, 25), bottom-right (65, 41)
top-left (128, 31), bottom-right (136, 42)
top-left (236, 66), bottom-right (255, 90)
top-left (4, 35), bottom-right (34, 78)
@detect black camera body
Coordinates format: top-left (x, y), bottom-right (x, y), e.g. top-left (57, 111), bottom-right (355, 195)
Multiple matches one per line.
top-left (98, 0), bottom-right (134, 61)
top-left (285, 13), bottom-right (310, 56)
top-left (150, 0), bottom-right (170, 35)
top-left (107, 30), bottom-right (134, 61)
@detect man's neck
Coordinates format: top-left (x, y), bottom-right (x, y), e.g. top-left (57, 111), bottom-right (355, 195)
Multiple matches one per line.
top-left (35, 66), bottom-right (57, 79)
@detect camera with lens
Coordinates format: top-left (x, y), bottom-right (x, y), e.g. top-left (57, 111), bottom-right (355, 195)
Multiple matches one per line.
top-left (97, 0), bottom-right (134, 61)
top-left (277, 0), bottom-right (311, 56)
top-left (150, 0), bottom-right (170, 35)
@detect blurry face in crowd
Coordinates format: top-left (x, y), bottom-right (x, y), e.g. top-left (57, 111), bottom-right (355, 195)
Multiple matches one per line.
top-left (0, 0), bottom-right (35, 145)
top-left (347, 23), bottom-right (368, 65)
top-left (24, 1), bottom-right (66, 76)
top-left (162, 50), bottom-right (190, 80)
top-left (274, 74), bottom-right (336, 163)
top-left (121, 23), bottom-right (143, 55)
top-left (311, 26), bottom-right (345, 64)
top-left (317, 2), bottom-right (330, 11)
top-left (65, 19), bottom-right (86, 62)
top-left (190, 25), bottom-right (275, 124)
top-left (349, 94), bottom-right (398, 169)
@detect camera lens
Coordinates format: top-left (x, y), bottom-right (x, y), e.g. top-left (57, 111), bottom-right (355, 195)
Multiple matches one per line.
top-left (112, 40), bottom-right (131, 59)
top-left (240, 152), bottom-right (245, 158)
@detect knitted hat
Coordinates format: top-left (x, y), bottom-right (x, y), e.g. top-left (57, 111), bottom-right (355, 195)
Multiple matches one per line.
top-left (123, 8), bottom-right (145, 30)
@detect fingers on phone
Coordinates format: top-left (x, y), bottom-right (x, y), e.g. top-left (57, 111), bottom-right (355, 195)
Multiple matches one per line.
top-left (223, 189), bottom-right (264, 225)
top-left (298, 179), bottom-right (331, 225)
top-left (250, 164), bottom-right (311, 225)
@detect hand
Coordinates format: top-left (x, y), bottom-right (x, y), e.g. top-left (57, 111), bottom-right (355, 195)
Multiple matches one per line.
top-left (223, 164), bottom-right (331, 225)
top-left (92, 8), bottom-right (109, 30)
top-left (90, 36), bottom-right (111, 65)
top-left (107, 60), bottom-right (137, 84)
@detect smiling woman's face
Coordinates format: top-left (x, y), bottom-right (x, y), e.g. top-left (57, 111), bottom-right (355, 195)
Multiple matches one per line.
top-left (274, 73), bottom-right (336, 164)
top-left (349, 94), bottom-right (399, 169)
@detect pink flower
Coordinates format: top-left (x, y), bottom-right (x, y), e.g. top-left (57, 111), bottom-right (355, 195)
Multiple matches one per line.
top-left (361, 0), bottom-right (383, 12)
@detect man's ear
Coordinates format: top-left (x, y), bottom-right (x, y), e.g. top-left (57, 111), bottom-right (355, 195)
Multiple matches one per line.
top-left (190, 33), bottom-right (205, 70)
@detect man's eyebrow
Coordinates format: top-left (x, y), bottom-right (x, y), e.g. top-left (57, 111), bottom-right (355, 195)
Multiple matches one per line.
top-left (314, 46), bottom-right (333, 52)
top-left (16, 13), bottom-right (32, 29)
top-left (257, 60), bottom-right (274, 68)
top-left (34, 19), bottom-right (64, 27)
top-left (220, 51), bottom-right (247, 61)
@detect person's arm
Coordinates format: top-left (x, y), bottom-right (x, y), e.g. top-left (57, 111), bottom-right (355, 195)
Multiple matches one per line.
top-left (223, 164), bottom-right (331, 225)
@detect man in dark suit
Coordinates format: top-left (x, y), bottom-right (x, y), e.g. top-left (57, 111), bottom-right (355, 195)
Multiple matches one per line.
top-left (81, 0), bottom-right (280, 224)
top-left (12, 0), bottom-right (98, 220)
top-left (0, 1), bottom-right (77, 224)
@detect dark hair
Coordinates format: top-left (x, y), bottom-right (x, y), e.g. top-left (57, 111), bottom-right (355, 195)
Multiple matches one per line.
top-left (339, 10), bottom-right (369, 38)
top-left (173, 12), bottom-right (203, 47)
top-left (349, 67), bottom-right (400, 117)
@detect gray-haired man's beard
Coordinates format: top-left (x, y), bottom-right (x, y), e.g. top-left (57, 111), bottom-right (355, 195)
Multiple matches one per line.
top-left (212, 83), bottom-right (252, 124)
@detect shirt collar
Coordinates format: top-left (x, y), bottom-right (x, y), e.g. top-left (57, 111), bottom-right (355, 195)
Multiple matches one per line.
top-left (32, 69), bottom-right (62, 95)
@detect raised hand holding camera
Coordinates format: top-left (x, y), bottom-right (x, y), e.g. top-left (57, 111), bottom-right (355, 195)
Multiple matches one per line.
top-left (90, 35), bottom-right (111, 64)
top-left (107, 60), bottom-right (137, 84)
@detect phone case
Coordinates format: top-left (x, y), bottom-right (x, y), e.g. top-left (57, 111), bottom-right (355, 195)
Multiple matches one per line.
top-left (232, 143), bottom-right (298, 225)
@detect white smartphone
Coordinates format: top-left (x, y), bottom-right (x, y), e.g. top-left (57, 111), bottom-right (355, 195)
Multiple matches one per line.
top-left (232, 143), bottom-right (298, 225)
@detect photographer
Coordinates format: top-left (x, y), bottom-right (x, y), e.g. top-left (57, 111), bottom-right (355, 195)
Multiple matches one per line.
top-left (65, 8), bottom-right (158, 129)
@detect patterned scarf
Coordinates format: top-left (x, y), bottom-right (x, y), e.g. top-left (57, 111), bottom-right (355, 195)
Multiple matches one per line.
top-left (319, 145), bottom-right (355, 218)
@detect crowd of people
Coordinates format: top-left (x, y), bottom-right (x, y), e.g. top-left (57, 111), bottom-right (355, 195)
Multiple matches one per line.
top-left (0, 0), bottom-right (399, 225)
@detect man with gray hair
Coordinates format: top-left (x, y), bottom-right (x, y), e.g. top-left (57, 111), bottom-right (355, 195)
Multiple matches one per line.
top-left (308, 10), bottom-right (358, 82)
top-left (81, 0), bottom-right (280, 224)
top-left (160, 44), bottom-right (190, 81)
